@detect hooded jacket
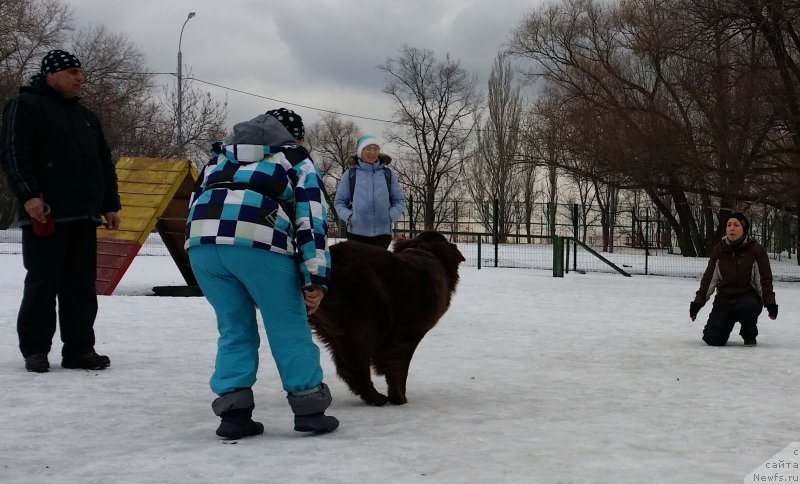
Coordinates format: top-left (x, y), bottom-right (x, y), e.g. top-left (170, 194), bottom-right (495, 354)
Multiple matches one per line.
top-left (694, 236), bottom-right (776, 307)
top-left (0, 77), bottom-right (121, 225)
top-left (333, 154), bottom-right (405, 237)
top-left (184, 114), bottom-right (330, 289)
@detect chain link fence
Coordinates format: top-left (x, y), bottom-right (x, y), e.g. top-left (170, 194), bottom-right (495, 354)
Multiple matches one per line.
top-left (371, 198), bottom-right (800, 281)
top-left (2, 199), bottom-right (798, 281)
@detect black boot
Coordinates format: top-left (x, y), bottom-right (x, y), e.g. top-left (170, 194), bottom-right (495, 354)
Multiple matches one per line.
top-left (294, 412), bottom-right (339, 433)
top-left (217, 407), bottom-right (265, 440)
top-left (25, 353), bottom-right (50, 373)
top-left (61, 351), bottom-right (110, 370)
top-left (212, 388), bottom-right (264, 440)
top-left (287, 383), bottom-right (339, 434)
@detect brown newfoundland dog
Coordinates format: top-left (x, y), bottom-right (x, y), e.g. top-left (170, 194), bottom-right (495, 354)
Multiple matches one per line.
top-left (309, 230), bottom-right (465, 406)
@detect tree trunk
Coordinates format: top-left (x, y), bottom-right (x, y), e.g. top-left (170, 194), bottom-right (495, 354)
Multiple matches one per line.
top-left (424, 190), bottom-right (436, 230)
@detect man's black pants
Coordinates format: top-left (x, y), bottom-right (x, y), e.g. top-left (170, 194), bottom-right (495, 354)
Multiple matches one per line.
top-left (702, 295), bottom-right (762, 346)
top-left (18, 220), bottom-right (98, 358)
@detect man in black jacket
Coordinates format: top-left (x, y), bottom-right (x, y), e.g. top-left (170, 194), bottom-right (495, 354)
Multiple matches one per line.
top-left (0, 50), bottom-right (122, 373)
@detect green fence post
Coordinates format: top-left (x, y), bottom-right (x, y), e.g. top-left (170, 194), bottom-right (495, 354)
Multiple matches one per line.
top-left (408, 196), bottom-right (414, 238)
top-left (493, 199), bottom-right (499, 268)
top-left (552, 235), bottom-right (564, 277)
top-left (453, 200), bottom-right (459, 238)
top-left (645, 208), bottom-right (650, 275)
top-left (477, 234), bottom-right (482, 270)
top-left (572, 203), bottom-right (579, 240)
top-left (572, 203), bottom-right (579, 272)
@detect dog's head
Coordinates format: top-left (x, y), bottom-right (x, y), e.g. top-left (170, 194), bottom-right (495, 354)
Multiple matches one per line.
top-left (393, 231), bottom-right (465, 291)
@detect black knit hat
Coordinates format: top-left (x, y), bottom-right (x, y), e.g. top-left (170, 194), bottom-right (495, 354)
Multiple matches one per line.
top-left (265, 108), bottom-right (304, 141)
top-left (728, 212), bottom-right (750, 234)
top-left (41, 50), bottom-right (82, 74)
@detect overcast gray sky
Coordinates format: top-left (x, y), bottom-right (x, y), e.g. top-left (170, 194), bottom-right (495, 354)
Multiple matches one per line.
top-left (67, 0), bottom-right (540, 138)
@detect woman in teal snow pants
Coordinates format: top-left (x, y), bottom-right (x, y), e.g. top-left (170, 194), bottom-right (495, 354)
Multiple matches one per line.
top-left (185, 108), bottom-right (338, 439)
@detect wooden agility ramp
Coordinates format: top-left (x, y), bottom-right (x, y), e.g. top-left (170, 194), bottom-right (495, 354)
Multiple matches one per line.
top-left (95, 157), bottom-right (198, 295)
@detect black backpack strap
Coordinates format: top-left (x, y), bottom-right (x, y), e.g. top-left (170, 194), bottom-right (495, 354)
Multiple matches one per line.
top-left (346, 168), bottom-right (355, 209)
top-left (347, 167), bottom-right (392, 209)
top-left (382, 167), bottom-right (392, 193)
top-left (348, 168), bottom-right (356, 197)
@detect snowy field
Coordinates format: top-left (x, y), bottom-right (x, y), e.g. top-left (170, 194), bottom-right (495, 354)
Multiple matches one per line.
top-left (0, 251), bottom-right (798, 484)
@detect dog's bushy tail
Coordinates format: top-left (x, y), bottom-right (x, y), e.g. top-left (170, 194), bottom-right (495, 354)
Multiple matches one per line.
top-left (308, 311), bottom-right (346, 342)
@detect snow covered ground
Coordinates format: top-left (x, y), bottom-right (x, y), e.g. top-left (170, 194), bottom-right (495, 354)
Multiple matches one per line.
top-left (0, 252), bottom-right (797, 484)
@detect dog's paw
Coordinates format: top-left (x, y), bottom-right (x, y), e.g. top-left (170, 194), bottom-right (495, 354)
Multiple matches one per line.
top-left (388, 394), bottom-right (408, 405)
top-left (361, 392), bottom-right (389, 406)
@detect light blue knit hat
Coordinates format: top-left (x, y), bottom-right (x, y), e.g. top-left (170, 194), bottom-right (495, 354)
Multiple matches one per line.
top-left (355, 135), bottom-right (380, 160)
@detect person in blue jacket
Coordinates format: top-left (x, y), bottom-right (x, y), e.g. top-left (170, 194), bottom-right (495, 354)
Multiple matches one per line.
top-left (185, 108), bottom-right (338, 439)
top-left (334, 135), bottom-right (405, 249)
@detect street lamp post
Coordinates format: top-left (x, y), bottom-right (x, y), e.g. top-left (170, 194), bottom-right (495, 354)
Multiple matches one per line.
top-left (176, 11), bottom-right (196, 158)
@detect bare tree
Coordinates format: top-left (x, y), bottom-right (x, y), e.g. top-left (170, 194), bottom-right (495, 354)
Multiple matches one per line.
top-left (524, 98), bottom-right (564, 238)
top-left (73, 29), bottom-right (228, 165)
top-left (165, 72), bottom-right (229, 166)
top-left (467, 53), bottom-right (524, 241)
top-left (70, 25), bottom-right (173, 160)
top-left (306, 112), bottom-right (361, 219)
top-left (687, 0), bottom-right (800, 259)
top-left (381, 45), bottom-right (481, 229)
top-left (1, 1), bottom-right (230, 228)
top-left (518, 137), bottom-right (539, 243)
top-left (509, 0), bottom-right (792, 256)
top-left (567, 173), bottom-right (598, 243)
top-left (0, 0), bottom-right (72, 105)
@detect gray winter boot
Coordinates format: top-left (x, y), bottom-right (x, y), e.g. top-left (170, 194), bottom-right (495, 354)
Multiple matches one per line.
top-left (287, 383), bottom-right (339, 434)
top-left (212, 388), bottom-right (264, 440)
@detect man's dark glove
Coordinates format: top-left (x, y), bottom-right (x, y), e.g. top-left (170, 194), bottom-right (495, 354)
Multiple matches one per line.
top-left (689, 301), bottom-right (703, 321)
top-left (766, 304), bottom-right (778, 319)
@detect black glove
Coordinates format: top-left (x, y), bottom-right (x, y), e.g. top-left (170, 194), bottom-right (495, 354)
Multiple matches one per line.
top-left (689, 301), bottom-right (703, 320)
top-left (766, 304), bottom-right (778, 319)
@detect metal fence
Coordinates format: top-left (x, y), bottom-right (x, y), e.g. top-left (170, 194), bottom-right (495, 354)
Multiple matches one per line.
top-left (375, 199), bottom-right (800, 281)
top-left (0, 229), bottom-right (170, 257)
top-left (3, 198), bottom-right (798, 282)
top-left (378, 198), bottom-right (799, 256)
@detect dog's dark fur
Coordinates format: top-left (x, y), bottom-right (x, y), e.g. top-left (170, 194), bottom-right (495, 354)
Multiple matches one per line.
top-left (309, 230), bottom-right (465, 406)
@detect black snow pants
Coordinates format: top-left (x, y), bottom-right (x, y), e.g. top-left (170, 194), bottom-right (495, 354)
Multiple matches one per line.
top-left (702, 295), bottom-right (762, 346)
top-left (17, 220), bottom-right (99, 358)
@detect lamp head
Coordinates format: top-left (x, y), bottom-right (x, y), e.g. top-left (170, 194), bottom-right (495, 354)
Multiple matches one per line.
top-left (188, 12), bottom-right (196, 19)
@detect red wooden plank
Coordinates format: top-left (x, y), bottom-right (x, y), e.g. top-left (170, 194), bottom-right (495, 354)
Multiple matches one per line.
top-left (95, 241), bottom-right (142, 295)
top-left (97, 254), bottom-right (126, 269)
top-left (97, 239), bottom-right (137, 257)
top-left (101, 243), bottom-right (142, 295)
top-left (97, 266), bottom-right (120, 281)
top-left (96, 280), bottom-right (111, 295)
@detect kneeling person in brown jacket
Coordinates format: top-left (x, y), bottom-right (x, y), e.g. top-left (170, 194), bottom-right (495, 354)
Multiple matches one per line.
top-left (690, 212), bottom-right (778, 346)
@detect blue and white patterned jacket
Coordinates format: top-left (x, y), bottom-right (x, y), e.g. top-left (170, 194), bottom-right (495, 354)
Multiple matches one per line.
top-left (185, 139), bottom-right (330, 290)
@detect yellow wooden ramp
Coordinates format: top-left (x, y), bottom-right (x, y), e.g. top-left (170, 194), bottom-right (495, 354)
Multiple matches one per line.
top-left (96, 157), bottom-right (198, 295)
